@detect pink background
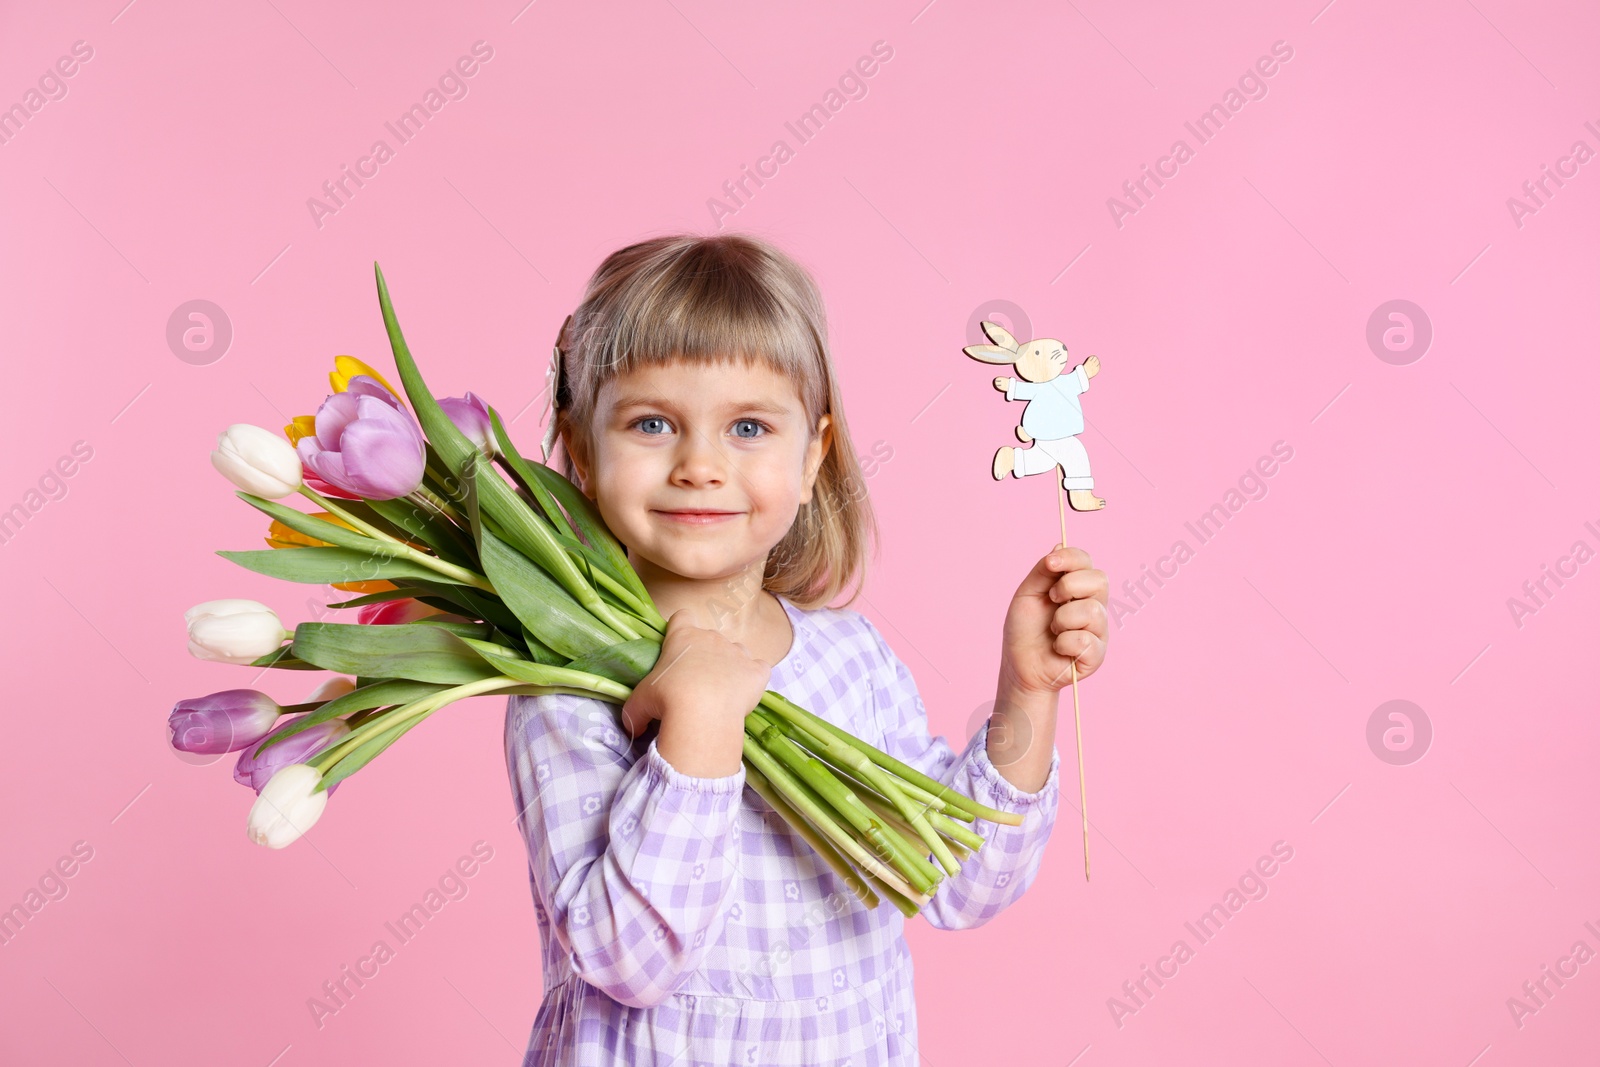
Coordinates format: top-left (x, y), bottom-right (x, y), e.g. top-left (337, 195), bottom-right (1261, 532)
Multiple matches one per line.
top-left (3, 0), bottom-right (1598, 1063)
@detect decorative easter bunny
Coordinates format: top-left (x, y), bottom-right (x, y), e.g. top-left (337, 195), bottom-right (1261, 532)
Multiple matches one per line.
top-left (963, 320), bottom-right (1106, 512)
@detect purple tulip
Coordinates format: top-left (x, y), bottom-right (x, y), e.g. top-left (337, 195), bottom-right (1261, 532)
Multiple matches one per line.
top-left (439, 391), bottom-right (496, 456)
top-left (168, 689), bottom-right (283, 754)
top-left (296, 375), bottom-right (425, 500)
top-left (234, 715), bottom-right (351, 795)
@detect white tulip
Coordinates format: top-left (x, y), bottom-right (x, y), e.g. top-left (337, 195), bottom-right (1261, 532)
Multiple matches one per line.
top-left (247, 763), bottom-right (329, 848)
top-left (186, 599), bottom-right (289, 664)
top-left (211, 424), bottom-right (303, 499)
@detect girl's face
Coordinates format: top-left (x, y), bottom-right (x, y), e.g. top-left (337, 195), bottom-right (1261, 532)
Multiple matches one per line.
top-left (567, 359), bottom-right (831, 586)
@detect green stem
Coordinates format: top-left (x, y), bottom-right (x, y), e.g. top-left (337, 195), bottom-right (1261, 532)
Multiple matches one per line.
top-left (411, 483), bottom-right (466, 524)
top-left (743, 762), bottom-right (880, 911)
top-left (297, 485), bottom-right (406, 543)
top-left (762, 691), bottom-right (1024, 828)
top-left (310, 676), bottom-right (519, 769)
top-left (854, 786), bottom-right (983, 854)
top-left (299, 486), bottom-right (497, 593)
top-left (591, 567), bottom-right (663, 631)
top-left (787, 726), bottom-right (951, 815)
top-left (853, 863), bottom-right (925, 918)
top-left (741, 730), bottom-right (928, 904)
top-left (758, 705), bottom-right (962, 876)
top-left (746, 712), bottom-right (941, 896)
top-left (929, 811), bottom-right (985, 851)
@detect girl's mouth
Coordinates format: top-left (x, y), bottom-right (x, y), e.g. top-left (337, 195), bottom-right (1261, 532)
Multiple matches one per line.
top-left (652, 509), bottom-right (743, 526)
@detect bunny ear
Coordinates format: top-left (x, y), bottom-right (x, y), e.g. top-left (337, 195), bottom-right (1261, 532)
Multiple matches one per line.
top-left (979, 320), bottom-right (1021, 352)
top-left (963, 343), bottom-right (1017, 364)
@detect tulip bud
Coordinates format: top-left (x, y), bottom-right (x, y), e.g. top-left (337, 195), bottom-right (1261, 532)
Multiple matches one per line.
top-left (304, 676), bottom-right (356, 703)
top-left (247, 764), bottom-right (329, 848)
top-left (439, 392), bottom-right (496, 457)
top-left (185, 599), bottom-right (290, 665)
top-left (168, 689), bottom-right (282, 754)
top-left (211, 424), bottom-right (304, 499)
top-left (295, 379), bottom-right (426, 500)
top-left (355, 598), bottom-right (450, 626)
top-left (235, 715), bottom-right (350, 794)
top-left (185, 598), bottom-right (289, 662)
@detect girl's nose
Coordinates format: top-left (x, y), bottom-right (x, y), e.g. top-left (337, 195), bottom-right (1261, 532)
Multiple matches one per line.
top-left (669, 430), bottom-right (728, 487)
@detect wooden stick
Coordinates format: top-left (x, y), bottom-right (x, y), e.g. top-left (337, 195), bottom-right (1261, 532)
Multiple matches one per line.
top-left (1071, 656), bottom-right (1088, 881)
top-left (1057, 478), bottom-right (1091, 882)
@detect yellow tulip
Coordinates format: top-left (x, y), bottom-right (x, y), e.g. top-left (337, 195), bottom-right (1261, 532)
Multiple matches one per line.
top-left (284, 414), bottom-right (318, 446)
top-left (332, 578), bottom-right (398, 594)
top-left (330, 355), bottom-right (400, 399)
top-left (264, 512), bottom-right (361, 550)
top-left (263, 513), bottom-right (418, 599)
top-left (285, 356), bottom-right (404, 444)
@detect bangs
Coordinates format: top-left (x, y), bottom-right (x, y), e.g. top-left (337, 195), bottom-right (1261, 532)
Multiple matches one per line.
top-left (577, 247), bottom-right (827, 421)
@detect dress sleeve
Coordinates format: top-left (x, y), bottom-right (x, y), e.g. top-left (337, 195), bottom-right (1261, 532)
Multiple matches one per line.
top-left (503, 692), bottom-right (746, 1008)
top-left (863, 622), bottom-right (1062, 931)
top-left (1005, 378), bottom-right (1041, 401)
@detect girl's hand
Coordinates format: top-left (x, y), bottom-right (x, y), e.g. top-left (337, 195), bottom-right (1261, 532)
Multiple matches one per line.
top-left (999, 546), bottom-right (1108, 696)
top-left (621, 610), bottom-right (772, 777)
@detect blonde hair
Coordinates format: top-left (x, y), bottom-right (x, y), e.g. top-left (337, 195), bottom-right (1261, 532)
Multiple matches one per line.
top-left (551, 233), bottom-right (877, 610)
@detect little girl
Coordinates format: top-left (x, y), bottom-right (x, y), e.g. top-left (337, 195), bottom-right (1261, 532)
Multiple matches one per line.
top-left (503, 233), bottom-right (1109, 1065)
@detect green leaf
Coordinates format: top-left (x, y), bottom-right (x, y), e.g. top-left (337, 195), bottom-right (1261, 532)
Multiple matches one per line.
top-left (314, 497), bottom-right (413, 542)
top-left (372, 263), bottom-right (639, 638)
top-left (235, 492), bottom-right (413, 558)
top-left (324, 587), bottom-right (425, 609)
top-left (374, 263), bottom-right (483, 477)
top-left (291, 621), bottom-right (502, 683)
top-left (462, 450), bottom-right (485, 549)
top-left (406, 618), bottom-right (494, 639)
top-left (249, 679), bottom-right (451, 758)
top-left (363, 497), bottom-right (478, 569)
top-left (466, 642), bottom-right (631, 701)
top-left (521, 627), bottom-right (566, 665)
top-left (218, 547), bottom-right (463, 586)
top-left (563, 638), bottom-right (661, 689)
top-left (479, 472), bottom-right (600, 611)
top-left (406, 581), bottom-right (523, 632)
top-left (477, 527), bottom-right (621, 659)
top-left (319, 710), bottom-right (429, 791)
top-left (489, 404), bottom-right (650, 606)
top-left (246, 647), bottom-right (322, 670)
top-left (488, 405), bottom-right (575, 533)
top-left (328, 580), bottom-right (523, 635)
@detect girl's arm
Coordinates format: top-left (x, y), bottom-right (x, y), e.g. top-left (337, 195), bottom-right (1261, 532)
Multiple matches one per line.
top-left (504, 692), bottom-right (745, 1008)
top-left (864, 622), bottom-right (1062, 931)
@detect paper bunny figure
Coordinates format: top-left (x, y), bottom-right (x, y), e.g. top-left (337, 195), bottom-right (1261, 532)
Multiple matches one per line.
top-left (964, 320), bottom-right (1105, 511)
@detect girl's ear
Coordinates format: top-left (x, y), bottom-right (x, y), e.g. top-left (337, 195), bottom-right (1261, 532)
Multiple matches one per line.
top-left (561, 426), bottom-right (594, 497)
top-left (799, 413), bottom-right (833, 505)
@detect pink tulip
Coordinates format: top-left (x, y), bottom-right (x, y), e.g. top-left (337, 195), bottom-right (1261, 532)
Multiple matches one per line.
top-left (356, 598), bottom-right (446, 626)
top-left (296, 375), bottom-right (425, 500)
top-left (439, 392), bottom-right (496, 456)
top-left (168, 689), bottom-right (282, 754)
top-left (235, 716), bottom-right (350, 795)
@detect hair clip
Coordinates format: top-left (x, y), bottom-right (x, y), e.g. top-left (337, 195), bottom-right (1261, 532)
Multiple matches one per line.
top-left (539, 315), bottom-right (573, 463)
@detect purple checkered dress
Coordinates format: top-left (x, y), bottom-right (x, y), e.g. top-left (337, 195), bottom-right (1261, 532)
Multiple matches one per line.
top-left (503, 597), bottom-right (1062, 1065)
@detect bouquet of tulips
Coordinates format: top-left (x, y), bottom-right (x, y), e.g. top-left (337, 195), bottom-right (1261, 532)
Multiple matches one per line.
top-left (171, 263), bottom-right (1023, 916)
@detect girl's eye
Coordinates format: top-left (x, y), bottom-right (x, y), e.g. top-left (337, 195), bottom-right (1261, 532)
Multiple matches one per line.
top-left (634, 416), bottom-right (671, 435)
top-left (731, 419), bottom-right (767, 439)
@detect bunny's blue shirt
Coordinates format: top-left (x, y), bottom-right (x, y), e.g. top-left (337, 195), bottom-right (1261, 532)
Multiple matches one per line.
top-left (1004, 364), bottom-right (1090, 439)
